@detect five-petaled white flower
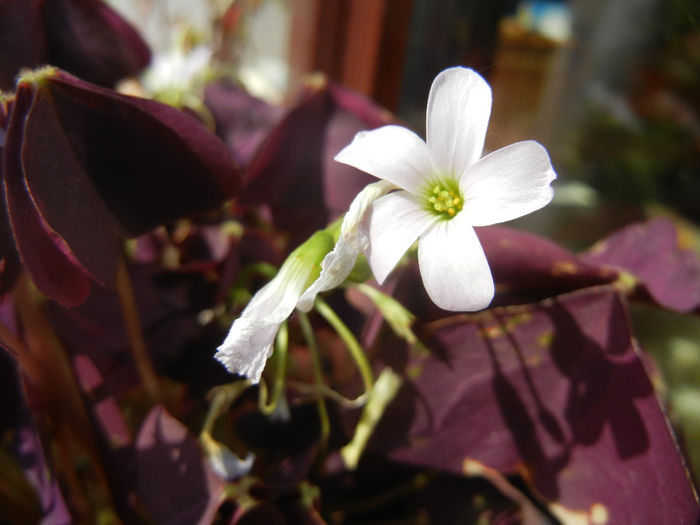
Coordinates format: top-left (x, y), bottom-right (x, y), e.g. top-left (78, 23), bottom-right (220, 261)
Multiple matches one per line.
top-left (335, 66), bottom-right (557, 311)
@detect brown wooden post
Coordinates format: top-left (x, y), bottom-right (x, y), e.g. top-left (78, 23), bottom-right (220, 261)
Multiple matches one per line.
top-left (288, 0), bottom-right (413, 112)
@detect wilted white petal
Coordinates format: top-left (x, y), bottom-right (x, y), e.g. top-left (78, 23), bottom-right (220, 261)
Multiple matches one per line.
top-left (216, 231), bottom-right (333, 382)
top-left (334, 125), bottom-right (435, 193)
top-left (426, 67), bottom-right (491, 176)
top-left (296, 238), bottom-right (357, 312)
top-left (417, 214), bottom-right (494, 311)
top-left (460, 141), bottom-right (556, 227)
top-left (244, 262), bottom-right (312, 321)
top-left (366, 191), bottom-right (436, 284)
top-left (297, 181), bottom-right (395, 311)
top-left (214, 318), bottom-right (280, 383)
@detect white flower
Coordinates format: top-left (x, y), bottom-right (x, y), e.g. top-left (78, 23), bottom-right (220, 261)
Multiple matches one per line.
top-left (216, 182), bottom-right (392, 382)
top-left (334, 67), bottom-right (556, 311)
top-left (142, 45), bottom-right (213, 96)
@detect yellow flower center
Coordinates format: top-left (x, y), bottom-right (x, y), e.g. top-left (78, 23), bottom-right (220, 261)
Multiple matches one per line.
top-left (426, 180), bottom-right (463, 220)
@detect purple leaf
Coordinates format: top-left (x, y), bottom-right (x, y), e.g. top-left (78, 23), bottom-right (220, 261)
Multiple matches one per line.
top-left (48, 261), bottom-right (229, 395)
top-left (22, 82), bottom-right (120, 286)
top-left (37, 70), bottom-right (241, 236)
top-left (135, 405), bottom-right (224, 525)
top-left (3, 85), bottom-right (92, 306)
top-left (2, 68), bottom-right (242, 304)
top-left (243, 78), bottom-right (394, 242)
top-left (0, 0), bottom-right (46, 91)
top-left (72, 354), bottom-right (132, 449)
top-left (378, 226), bottom-right (620, 326)
top-left (478, 226), bottom-right (619, 305)
top-left (205, 82), bottom-right (285, 169)
top-left (0, 97), bottom-right (21, 294)
top-left (370, 287), bottom-right (699, 523)
top-left (0, 0), bottom-right (150, 90)
top-left (0, 349), bottom-right (72, 524)
top-left (70, 353), bottom-right (144, 521)
top-left (581, 217), bottom-right (700, 313)
top-left (43, 0), bottom-right (151, 87)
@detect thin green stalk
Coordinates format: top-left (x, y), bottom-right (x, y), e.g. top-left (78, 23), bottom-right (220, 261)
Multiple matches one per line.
top-left (288, 381), bottom-right (368, 408)
top-left (298, 312), bottom-right (330, 448)
top-left (341, 368), bottom-right (402, 469)
top-left (314, 297), bottom-right (374, 396)
top-left (201, 380), bottom-right (251, 435)
top-left (259, 322), bottom-right (289, 415)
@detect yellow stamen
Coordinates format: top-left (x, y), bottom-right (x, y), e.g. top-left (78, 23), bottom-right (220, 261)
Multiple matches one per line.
top-left (426, 182), bottom-right (463, 219)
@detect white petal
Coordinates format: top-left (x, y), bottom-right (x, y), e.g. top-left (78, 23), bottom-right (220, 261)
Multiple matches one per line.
top-left (216, 243), bottom-right (317, 382)
top-left (296, 237), bottom-right (358, 312)
top-left (297, 180), bottom-right (395, 312)
top-left (243, 263), bottom-right (309, 322)
top-left (214, 318), bottom-right (280, 383)
top-left (366, 191), bottom-right (435, 284)
top-left (426, 67), bottom-right (492, 175)
top-left (417, 214), bottom-right (494, 311)
top-left (334, 125), bottom-right (434, 194)
top-left (460, 140), bottom-right (556, 226)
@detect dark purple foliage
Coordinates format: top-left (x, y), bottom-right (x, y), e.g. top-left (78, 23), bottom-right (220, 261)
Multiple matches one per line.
top-left (0, 20), bottom-right (698, 522)
top-left (478, 225), bottom-right (619, 305)
top-left (241, 78), bottom-right (394, 243)
top-left (0, 0), bottom-right (46, 91)
top-left (0, 349), bottom-right (72, 525)
top-left (0, 96), bottom-right (21, 294)
top-left (369, 287), bottom-right (699, 524)
top-left (205, 82), bottom-right (285, 169)
top-left (48, 261), bottom-right (230, 395)
top-left (581, 217), bottom-right (700, 313)
top-left (135, 406), bottom-right (224, 525)
top-left (1, 69), bottom-right (241, 305)
top-left (0, 0), bottom-right (150, 90)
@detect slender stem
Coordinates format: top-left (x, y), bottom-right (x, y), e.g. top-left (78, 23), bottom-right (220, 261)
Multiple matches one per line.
top-left (315, 297), bottom-right (374, 396)
top-left (297, 312), bottom-right (330, 448)
top-left (259, 321), bottom-right (288, 415)
top-left (115, 255), bottom-right (161, 402)
top-left (13, 272), bottom-right (117, 519)
top-left (340, 367), bottom-right (402, 469)
top-left (288, 380), bottom-right (367, 408)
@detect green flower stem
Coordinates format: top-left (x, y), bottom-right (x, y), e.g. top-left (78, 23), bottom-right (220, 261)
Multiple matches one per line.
top-left (314, 297), bottom-right (374, 396)
top-left (201, 380), bottom-right (251, 435)
top-left (259, 322), bottom-right (289, 415)
top-left (289, 381), bottom-right (367, 408)
top-left (355, 283), bottom-right (417, 344)
top-left (341, 367), bottom-right (403, 469)
top-left (298, 311), bottom-right (331, 448)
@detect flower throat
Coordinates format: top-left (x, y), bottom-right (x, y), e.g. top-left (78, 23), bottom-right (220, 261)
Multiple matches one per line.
top-left (426, 180), bottom-right (463, 219)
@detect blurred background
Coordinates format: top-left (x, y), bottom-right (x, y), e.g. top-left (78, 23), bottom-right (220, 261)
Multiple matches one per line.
top-left (108, 0), bottom-right (700, 475)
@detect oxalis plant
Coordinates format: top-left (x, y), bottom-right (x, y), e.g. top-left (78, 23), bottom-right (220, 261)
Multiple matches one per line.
top-left (0, 2), bottom-right (699, 524)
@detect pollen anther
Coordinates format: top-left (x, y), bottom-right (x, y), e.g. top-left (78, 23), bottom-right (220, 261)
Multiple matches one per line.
top-left (426, 182), bottom-right (463, 219)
